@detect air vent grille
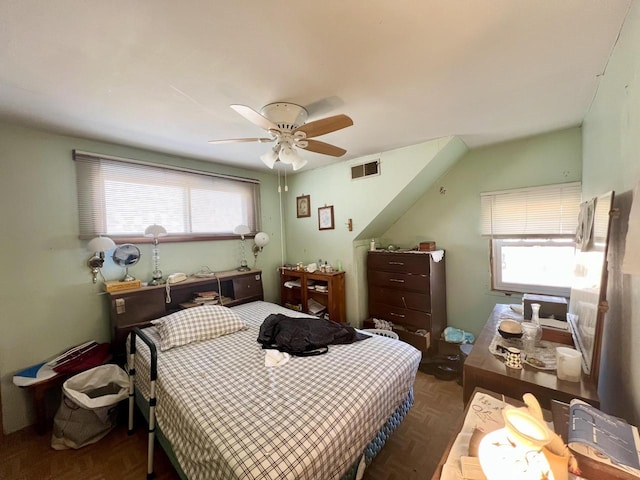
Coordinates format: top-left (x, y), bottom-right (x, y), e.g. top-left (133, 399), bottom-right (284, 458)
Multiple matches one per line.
top-left (351, 160), bottom-right (380, 180)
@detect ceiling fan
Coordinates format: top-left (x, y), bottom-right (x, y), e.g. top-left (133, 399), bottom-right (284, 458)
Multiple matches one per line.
top-left (209, 103), bottom-right (353, 171)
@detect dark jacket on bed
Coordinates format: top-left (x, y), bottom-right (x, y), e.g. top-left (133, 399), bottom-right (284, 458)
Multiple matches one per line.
top-left (257, 314), bottom-right (369, 356)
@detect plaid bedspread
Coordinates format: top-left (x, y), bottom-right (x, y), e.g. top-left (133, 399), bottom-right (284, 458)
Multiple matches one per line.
top-left (131, 301), bottom-right (421, 480)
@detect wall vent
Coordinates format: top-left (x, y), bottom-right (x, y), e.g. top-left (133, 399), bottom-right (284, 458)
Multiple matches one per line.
top-left (351, 160), bottom-right (380, 180)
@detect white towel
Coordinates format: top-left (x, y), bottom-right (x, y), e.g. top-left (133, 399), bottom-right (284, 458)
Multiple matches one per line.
top-left (622, 181), bottom-right (640, 275)
top-left (431, 250), bottom-right (445, 262)
top-left (264, 349), bottom-right (290, 367)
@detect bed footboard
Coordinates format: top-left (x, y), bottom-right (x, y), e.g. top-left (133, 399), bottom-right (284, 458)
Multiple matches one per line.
top-left (128, 327), bottom-right (158, 480)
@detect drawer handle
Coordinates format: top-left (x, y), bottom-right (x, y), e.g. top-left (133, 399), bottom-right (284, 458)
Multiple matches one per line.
top-left (388, 261), bottom-right (405, 265)
top-left (389, 278), bottom-right (405, 283)
top-left (390, 312), bottom-right (406, 318)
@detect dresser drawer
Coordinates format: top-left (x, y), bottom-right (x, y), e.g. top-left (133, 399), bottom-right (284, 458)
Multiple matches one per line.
top-left (368, 285), bottom-right (430, 312)
top-left (367, 270), bottom-right (429, 292)
top-left (368, 252), bottom-right (430, 274)
top-left (369, 302), bottom-right (431, 330)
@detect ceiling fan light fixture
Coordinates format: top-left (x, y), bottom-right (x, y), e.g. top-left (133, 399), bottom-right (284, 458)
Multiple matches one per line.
top-left (291, 156), bottom-right (307, 171)
top-left (260, 148), bottom-right (279, 169)
top-left (278, 143), bottom-right (298, 165)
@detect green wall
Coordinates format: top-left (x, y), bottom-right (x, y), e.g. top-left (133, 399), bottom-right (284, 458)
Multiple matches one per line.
top-left (383, 127), bottom-right (583, 336)
top-left (0, 122), bottom-right (283, 433)
top-left (285, 136), bottom-right (467, 325)
top-left (581, 1), bottom-right (640, 423)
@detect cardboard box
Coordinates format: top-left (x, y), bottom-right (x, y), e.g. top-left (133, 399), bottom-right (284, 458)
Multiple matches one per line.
top-left (523, 294), bottom-right (568, 321)
top-left (419, 241), bottom-right (436, 252)
top-left (105, 279), bottom-right (142, 293)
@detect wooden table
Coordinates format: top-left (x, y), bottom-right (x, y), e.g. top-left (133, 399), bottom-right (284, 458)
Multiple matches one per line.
top-left (431, 388), bottom-right (547, 480)
top-left (463, 304), bottom-right (599, 410)
top-left (431, 388), bottom-right (632, 480)
top-left (22, 373), bottom-right (70, 434)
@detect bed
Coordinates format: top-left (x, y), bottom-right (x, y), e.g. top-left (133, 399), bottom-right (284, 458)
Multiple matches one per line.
top-left (128, 301), bottom-right (421, 480)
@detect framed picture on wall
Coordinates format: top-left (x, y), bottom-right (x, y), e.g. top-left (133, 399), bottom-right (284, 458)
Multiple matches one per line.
top-left (296, 195), bottom-right (311, 218)
top-left (318, 205), bottom-right (335, 230)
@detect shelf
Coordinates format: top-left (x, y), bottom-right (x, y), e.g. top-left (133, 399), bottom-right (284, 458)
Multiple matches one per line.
top-left (279, 267), bottom-right (345, 323)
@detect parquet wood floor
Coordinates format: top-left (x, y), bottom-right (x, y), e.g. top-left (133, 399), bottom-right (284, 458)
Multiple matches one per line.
top-left (0, 371), bottom-right (464, 480)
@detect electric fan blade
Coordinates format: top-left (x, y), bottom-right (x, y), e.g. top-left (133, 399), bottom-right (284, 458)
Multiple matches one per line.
top-left (208, 137), bottom-right (273, 144)
top-left (230, 104), bottom-right (279, 131)
top-left (294, 114), bottom-right (353, 139)
top-left (300, 139), bottom-right (347, 157)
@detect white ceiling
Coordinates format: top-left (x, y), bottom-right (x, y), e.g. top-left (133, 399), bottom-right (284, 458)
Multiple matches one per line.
top-left (0, 1), bottom-right (632, 172)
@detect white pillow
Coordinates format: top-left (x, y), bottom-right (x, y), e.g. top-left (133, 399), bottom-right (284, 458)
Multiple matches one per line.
top-left (151, 305), bottom-right (247, 351)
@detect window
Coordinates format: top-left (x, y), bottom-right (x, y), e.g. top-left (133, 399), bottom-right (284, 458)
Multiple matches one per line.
top-left (481, 182), bottom-right (581, 296)
top-left (74, 151), bottom-right (261, 241)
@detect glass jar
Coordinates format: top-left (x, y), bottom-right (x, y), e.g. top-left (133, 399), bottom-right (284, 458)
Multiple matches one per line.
top-left (521, 303), bottom-right (543, 355)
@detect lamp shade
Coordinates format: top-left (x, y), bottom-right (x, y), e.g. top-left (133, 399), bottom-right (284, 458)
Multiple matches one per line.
top-left (478, 407), bottom-right (554, 480)
top-left (260, 148), bottom-right (279, 169)
top-left (291, 155), bottom-right (308, 171)
top-left (234, 224), bottom-right (251, 238)
top-left (144, 224), bottom-right (167, 238)
top-left (278, 143), bottom-right (298, 165)
top-left (254, 232), bottom-right (270, 248)
top-left (87, 236), bottom-right (116, 253)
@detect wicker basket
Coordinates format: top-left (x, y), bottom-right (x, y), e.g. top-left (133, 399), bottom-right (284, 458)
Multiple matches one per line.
top-left (362, 328), bottom-right (399, 340)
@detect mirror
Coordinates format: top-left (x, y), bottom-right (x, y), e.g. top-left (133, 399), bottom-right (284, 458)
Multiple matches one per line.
top-left (568, 191), bottom-right (615, 385)
top-left (112, 244), bottom-right (141, 281)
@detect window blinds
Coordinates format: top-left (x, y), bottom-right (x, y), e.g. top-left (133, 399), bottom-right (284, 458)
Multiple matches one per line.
top-left (480, 182), bottom-right (581, 236)
top-left (74, 151), bottom-right (260, 239)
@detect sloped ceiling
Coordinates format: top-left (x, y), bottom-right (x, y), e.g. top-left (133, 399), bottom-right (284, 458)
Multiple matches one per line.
top-left (0, 1), bottom-right (631, 171)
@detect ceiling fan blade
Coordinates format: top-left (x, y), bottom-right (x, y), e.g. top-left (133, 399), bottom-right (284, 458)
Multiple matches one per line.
top-left (230, 104), bottom-right (279, 131)
top-left (294, 114), bottom-right (353, 139)
top-left (300, 139), bottom-right (347, 157)
top-left (208, 137), bottom-right (273, 144)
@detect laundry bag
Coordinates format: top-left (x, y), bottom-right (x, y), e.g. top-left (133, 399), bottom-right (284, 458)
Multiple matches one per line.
top-left (51, 364), bottom-right (128, 450)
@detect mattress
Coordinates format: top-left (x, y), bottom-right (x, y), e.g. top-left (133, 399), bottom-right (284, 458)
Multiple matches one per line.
top-left (130, 301), bottom-right (421, 480)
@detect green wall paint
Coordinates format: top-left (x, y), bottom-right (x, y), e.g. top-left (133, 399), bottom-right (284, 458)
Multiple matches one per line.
top-left (581, 1), bottom-right (640, 424)
top-left (383, 127), bottom-right (582, 336)
top-left (285, 137), bottom-right (467, 325)
top-left (0, 121), bottom-right (282, 433)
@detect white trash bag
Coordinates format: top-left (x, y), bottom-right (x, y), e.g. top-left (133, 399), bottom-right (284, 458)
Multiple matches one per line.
top-left (51, 364), bottom-right (129, 450)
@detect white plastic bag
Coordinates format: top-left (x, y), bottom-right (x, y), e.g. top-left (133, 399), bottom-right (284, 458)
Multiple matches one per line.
top-left (51, 364), bottom-right (128, 450)
top-left (62, 364), bottom-right (128, 409)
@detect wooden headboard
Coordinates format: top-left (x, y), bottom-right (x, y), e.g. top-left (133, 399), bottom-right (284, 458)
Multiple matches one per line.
top-left (107, 269), bottom-right (263, 360)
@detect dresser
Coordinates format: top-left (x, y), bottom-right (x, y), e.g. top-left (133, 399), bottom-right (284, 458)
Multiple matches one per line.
top-left (463, 304), bottom-right (599, 410)
top-left (279, 268), bottom-right (346, 323)
top-left (367, 251), bottom-right (446, 353)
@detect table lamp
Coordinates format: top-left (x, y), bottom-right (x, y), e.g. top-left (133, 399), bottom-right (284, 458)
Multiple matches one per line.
top-left (234, 224), bottom-right (251, 271)
top-left (478, 407), bottom-right (555, 480)
top-left (144, 224), bottom-right (167, 286)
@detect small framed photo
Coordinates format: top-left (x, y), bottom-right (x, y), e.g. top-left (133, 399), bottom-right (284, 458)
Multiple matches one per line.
top-left (296, 195), bottom-right (311, 218)
top-left (318, 205), bottom-right (335, 230)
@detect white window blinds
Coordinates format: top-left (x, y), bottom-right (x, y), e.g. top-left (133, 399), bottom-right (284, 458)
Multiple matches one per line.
top-left (74, 151), bottom-right (260, 239)
top-left (480, 182), bottom-right (581, 236)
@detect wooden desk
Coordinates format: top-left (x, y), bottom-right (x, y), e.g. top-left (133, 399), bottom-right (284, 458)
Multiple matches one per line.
top-left (430, 388), bottom-right (550, 480)
top-left (432, 388), bottom-right (631, 480)
top-left (463, 304), bottom-right (599, 410)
